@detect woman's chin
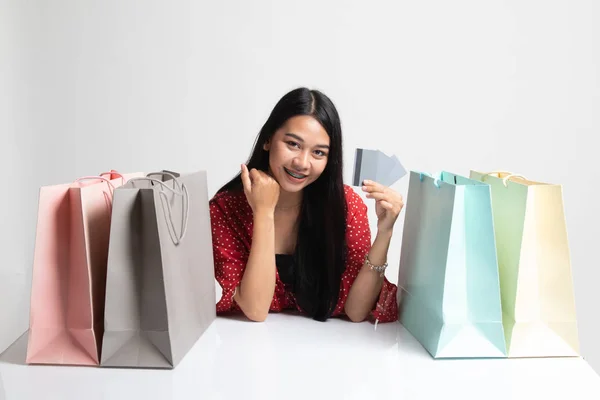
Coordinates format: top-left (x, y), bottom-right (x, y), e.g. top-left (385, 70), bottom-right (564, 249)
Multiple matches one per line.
top-left (279, 182), bottom-right (305, 193)
top-left (279, 178), bottom-right (308, 192)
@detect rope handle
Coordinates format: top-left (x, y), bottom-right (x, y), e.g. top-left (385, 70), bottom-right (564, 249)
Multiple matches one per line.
top-left (480, 171), bottom-right (528, 187)
top-left (72, 176), bottom-right (118, 212)
top-left (73, 176), bottom-right (117, 192)
top-left (418, 172), bottom-right (441, 188)
top-left (126, 175), bottom-right (189, 245)
top-left (99, 170), bottom-right (127, 186)
top-left (146, 171), bottom-right (183, 191)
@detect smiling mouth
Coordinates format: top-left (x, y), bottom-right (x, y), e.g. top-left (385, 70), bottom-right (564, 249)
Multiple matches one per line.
top-left (284, 168), bottom-right (307, 179)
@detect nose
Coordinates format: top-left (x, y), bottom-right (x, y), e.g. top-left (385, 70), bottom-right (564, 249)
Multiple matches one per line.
top-left (292, 151), bottom-right (310, 172)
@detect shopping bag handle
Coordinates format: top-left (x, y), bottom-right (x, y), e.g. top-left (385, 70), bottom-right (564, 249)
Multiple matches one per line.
top-left (72, 176), bottom-right (118, 212)
top-left (99, 170), bottom-right (127, 185)
top-left (73, 176), bottom-right (117, 192)
top-left (480, 171), bottom-right (528, 187)
top-left (418, 172), bottom-right (441, 188)
top-left (126, 176), bottom-right (189, 245)
top-left (146, 171), bottom-right (183, 192)
top-left (145, 171), bottom-right (188, 245)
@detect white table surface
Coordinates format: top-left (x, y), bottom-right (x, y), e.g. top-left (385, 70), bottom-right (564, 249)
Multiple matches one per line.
top-left (1, 313), bottom-right (599, 400)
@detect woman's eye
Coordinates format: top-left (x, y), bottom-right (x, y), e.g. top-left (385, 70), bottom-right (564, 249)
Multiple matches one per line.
top-left (314, 150), bottom-right (327, 157)
top-left (286, 141), bottom-right (299, 148)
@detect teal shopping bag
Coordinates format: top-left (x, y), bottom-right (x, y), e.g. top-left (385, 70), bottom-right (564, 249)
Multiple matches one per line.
top-left (397, 171), bottom-right (507, 358)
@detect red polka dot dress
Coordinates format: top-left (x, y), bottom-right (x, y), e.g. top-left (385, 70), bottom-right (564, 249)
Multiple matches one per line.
top-left (209, 184), bottom-right (398, 323)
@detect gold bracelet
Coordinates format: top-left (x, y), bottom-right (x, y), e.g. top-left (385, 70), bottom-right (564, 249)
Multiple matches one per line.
top-left (365, 254), bottom-right (387, 277)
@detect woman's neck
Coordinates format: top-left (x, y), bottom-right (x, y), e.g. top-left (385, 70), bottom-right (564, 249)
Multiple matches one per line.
top-left (275, 189), bottom-right (302, 210)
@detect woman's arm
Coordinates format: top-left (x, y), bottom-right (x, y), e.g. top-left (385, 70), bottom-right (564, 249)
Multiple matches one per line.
top-left (233, 165), bottom-right (281, 322)
top-left (344, 229), bottom-right (392, 322)
top-left (234, 210), bottom-right (277, 322)
top-left (344, 180), bottom-right (404, 322)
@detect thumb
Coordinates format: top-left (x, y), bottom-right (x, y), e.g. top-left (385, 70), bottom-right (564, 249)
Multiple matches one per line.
top-left (240, 165), bottom-right (252, 195)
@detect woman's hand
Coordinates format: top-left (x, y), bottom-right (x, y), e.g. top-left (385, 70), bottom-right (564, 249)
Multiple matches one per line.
top-left (362, 180), bottom-right (404, 233)
top-left (240, 164), bottom-right (281, 215)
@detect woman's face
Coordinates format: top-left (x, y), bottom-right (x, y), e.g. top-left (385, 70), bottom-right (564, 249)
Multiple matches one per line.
top-left (263, 115), bottom-right (330, 193)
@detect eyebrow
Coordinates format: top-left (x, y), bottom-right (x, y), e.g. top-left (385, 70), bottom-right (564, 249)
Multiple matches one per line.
top-left (284, 133), bottom-right (330, 149)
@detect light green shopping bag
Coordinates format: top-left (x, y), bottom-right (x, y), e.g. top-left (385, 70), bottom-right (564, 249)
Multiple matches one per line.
top-left (469, 171), bottom-right (580, 358)
top-left (397, 171), bottom-right (507, 358)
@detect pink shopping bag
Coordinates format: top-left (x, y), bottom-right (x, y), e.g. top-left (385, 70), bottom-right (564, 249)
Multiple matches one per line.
top-left (26, 171), bottom-right (144, 366)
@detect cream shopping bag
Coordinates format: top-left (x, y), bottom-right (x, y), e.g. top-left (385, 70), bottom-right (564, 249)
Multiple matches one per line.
top-left (469, 171), bottom-right (580, 358)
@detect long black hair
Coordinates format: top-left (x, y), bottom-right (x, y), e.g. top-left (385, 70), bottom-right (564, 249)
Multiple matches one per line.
top-left (217, 87), bottom-right (347, 321)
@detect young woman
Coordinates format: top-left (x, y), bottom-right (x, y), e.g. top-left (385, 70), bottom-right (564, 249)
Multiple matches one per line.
top-left (209, 87), bottom-right (404, 323)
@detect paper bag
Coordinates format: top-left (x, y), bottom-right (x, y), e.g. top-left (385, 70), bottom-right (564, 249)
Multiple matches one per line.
top-left (100, 170), bottom-right (216, 369)
top-left (398, 171), bottom-right (506, 358)
top-left (26, 171), bottom-right (143, 365)
top-left (469, 170), bottom-right (580, 357)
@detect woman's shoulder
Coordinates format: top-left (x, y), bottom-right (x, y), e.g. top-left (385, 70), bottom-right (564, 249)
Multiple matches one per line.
top-left (343, 183), bottom-right (365, 203)
top-left (343, 184), bottom-right (367, 215)
top-left (209, 188), bottom-right (252, 249)
top-left (209, 188), bottom-right (251, 216)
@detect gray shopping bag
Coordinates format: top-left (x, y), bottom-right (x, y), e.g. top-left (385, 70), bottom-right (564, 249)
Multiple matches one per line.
top-left (100, 170), bottom-right (216, 369)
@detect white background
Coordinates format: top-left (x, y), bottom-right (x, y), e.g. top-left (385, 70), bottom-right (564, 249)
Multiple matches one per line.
top-left (1, 0), bottom-right (599, 375)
